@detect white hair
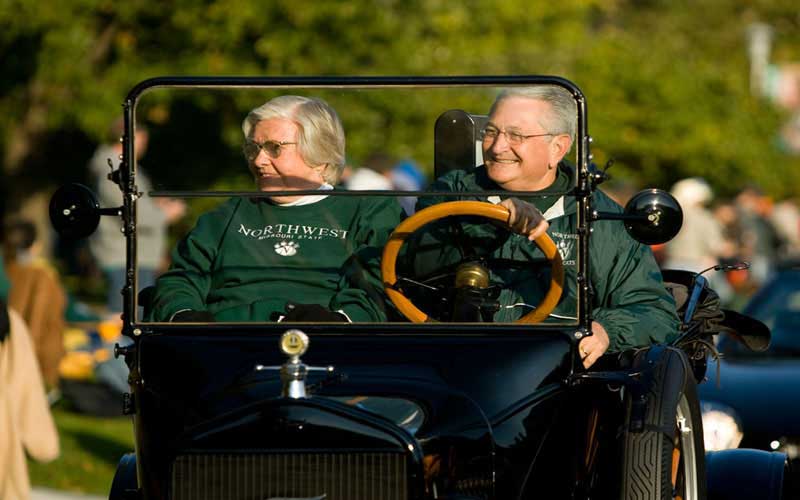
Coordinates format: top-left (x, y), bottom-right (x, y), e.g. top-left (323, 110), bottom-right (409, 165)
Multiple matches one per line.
top-left (490, 86), bottom-right (577, 144)
top-left (242, 95), bottom-right (346, 184)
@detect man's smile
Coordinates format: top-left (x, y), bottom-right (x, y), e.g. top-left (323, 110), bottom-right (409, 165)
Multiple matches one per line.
top-left (487, 156), bottom-right (520, 167)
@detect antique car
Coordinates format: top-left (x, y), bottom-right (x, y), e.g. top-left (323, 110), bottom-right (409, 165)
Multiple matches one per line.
top-left (49, 76), bottom-right (788, 499)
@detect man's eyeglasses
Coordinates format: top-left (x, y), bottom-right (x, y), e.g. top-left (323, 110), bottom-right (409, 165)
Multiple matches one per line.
top-left (479, 126), bottom-right (552, 145)
top-left (243, 139), bottom-right (297, 160)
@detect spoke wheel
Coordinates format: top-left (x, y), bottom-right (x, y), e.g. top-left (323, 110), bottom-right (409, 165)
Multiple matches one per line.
top-left (673, 394), bottom-right (700, 500)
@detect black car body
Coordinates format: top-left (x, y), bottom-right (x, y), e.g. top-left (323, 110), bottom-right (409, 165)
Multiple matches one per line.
top-left (700, 261), bottom-right (800, 491)
top-left (50, 76), bottom-right (788, 500)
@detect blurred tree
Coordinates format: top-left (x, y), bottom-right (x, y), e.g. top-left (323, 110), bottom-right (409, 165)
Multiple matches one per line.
top-left (0, 0), bottom-right (798, 201)
top-left (568, 0), bottom-right (800, 198)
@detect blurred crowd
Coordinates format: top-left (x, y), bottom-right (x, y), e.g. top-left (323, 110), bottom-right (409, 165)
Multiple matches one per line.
top-left (340, 151), bottom-right (427, 215)
top-left (654, 177), bottom-right (799, 307)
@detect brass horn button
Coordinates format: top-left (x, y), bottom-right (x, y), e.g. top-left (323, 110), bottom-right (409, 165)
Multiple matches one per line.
top-left (454, 263), bottom-right (490, 289)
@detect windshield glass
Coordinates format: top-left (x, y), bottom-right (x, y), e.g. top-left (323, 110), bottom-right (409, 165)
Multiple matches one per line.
top-left (128, 83), bottom-right (582, 327)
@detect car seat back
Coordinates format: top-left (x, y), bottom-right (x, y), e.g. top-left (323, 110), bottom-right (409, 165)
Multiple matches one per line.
top-left (433, 110), bottom-right (487, 178)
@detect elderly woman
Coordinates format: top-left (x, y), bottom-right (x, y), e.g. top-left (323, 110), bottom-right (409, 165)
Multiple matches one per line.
top-left (149, 96), bottom-right (402, 322)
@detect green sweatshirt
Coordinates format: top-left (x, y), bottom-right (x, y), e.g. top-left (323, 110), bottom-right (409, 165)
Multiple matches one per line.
top-left (412, 164), bottom-right (680, 351)
top-left (150, 194), bottom-right (402, 322)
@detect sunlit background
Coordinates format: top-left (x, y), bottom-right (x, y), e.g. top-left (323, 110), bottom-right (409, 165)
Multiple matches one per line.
top-left (2, 0), bottom-right (799, 495)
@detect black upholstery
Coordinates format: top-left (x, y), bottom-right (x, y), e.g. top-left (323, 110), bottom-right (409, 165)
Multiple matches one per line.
top-left (433, 110), bottom-right (487, 178)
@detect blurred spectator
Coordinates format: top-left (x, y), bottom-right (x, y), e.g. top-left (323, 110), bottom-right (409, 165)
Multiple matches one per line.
top-left (0, 298), bottom-right (7, 344)
top-left (711, 202), bottom-right (743, 261)
top-left (3, 220), bottom-right (66, 390)
top-left (1, 241), bottom-right (9, 327)
top-left (4, 220), bottom-right (54, 273)
top-left (736, 186), bottom-right (784, 285)
top-left (337, 158), bottom-right (355, 186)
top-left (88, 118), bottom-right (185, 316)
top-left (390, 159), bottom-right (427, 215)
top-left (712, 201), bottom-right (754, 302)
top-left (0, 282), bottom-right (59, 499)
top-left (602, 179), bottom-right (638, 207)
top-left (770, 198), bottom-right (800, 258)
top-left (345, 153), bottom-right (427, 216)
top-left (0, 249), bottom-right (8, 303)
top-left (664, 178), bottom-right (732, 301)
top-left (344, 152), bottom-right (395, 190)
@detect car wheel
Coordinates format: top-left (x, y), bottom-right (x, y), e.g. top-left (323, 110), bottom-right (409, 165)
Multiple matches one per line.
top-left (621, 348), bottom-right (707, 500)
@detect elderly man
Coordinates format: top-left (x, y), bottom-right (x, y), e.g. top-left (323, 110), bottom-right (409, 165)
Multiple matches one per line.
top-left (149, 95), bottom-right (402, 323)
top-left (416, 86), bottom-right (679, 368)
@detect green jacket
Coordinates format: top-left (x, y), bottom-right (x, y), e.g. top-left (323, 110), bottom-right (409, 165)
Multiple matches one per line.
top-left (150, 194), bottom-right (402, 322)
top-left (414, 164), bottom-right (679, 351)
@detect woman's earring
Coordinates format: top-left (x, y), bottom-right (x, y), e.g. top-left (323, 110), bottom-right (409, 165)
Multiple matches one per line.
top-left (547, 163), bottom-right (554, 170)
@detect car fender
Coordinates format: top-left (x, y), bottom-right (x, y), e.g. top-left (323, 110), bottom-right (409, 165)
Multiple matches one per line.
top-left (109, 452), bottom-right (139, 500)
top-left (627, 345), bottom-right (690, 433)
top-left (705, 449), bottom-right (788, 500)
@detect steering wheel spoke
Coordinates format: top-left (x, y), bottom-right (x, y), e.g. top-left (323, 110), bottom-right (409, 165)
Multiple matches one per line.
top-left (395, 276), bottom-right (445, 292)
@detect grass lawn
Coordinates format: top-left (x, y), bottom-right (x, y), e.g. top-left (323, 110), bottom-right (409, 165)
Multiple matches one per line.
top-left (28, 405), bottom-right (135, 495)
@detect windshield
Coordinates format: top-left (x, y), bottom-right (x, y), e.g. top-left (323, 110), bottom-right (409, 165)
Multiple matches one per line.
top-left (126, 82), bottom-right (582, 327)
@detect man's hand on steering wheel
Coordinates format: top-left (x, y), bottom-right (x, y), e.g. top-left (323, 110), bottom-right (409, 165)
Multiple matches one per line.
top-left (499, 197), bottom-right (549, 241)
top-left (382, 200), bottom-right (563, 324)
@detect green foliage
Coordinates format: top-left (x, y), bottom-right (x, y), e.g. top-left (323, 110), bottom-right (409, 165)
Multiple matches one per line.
top-left (1, 0), bottom-right (799, 198)
top-left (567, 0), bottom-right (800, 197)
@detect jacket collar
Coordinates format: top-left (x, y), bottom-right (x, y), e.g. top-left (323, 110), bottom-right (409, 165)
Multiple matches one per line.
top-left (478, 162), bottom-right (577, 220)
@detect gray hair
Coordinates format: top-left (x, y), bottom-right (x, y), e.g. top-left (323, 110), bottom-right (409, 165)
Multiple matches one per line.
top-left (242, 95), bottom-right (346, 184)
top-left (489, 86), bottom-right (577, 145)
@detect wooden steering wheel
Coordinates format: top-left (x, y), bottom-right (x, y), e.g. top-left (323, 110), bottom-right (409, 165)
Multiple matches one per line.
top-left (381, 200), bottom-right (564, 323)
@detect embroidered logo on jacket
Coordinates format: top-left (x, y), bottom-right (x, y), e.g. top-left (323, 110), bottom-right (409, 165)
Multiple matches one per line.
top-left (274, 241), bottom-right (299, 256)
top-left (551, 231), bottom-right (577, 266)
top-left (557, 238), bottom-right (573, 261)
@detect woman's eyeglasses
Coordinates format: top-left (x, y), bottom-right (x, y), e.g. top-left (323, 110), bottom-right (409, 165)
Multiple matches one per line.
top-left (243, 139), bottom-right (297, 160)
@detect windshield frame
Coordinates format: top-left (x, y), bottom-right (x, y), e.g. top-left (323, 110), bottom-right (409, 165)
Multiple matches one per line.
top-left (118, 76), bottom-right (592, 336)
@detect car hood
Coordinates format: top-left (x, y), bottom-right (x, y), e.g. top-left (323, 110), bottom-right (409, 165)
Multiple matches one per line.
top-left (699, 357), bottom-right (800, 437)
top-left (138, 331), bottom-right (572, 439)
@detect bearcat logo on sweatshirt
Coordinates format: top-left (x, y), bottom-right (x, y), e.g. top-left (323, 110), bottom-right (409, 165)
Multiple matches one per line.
top-left (274, 241), bottom-right (299, 256)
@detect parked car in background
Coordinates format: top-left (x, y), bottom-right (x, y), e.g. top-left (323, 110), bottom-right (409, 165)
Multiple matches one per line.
top-left (700, 260), bottom-right (800, 492)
